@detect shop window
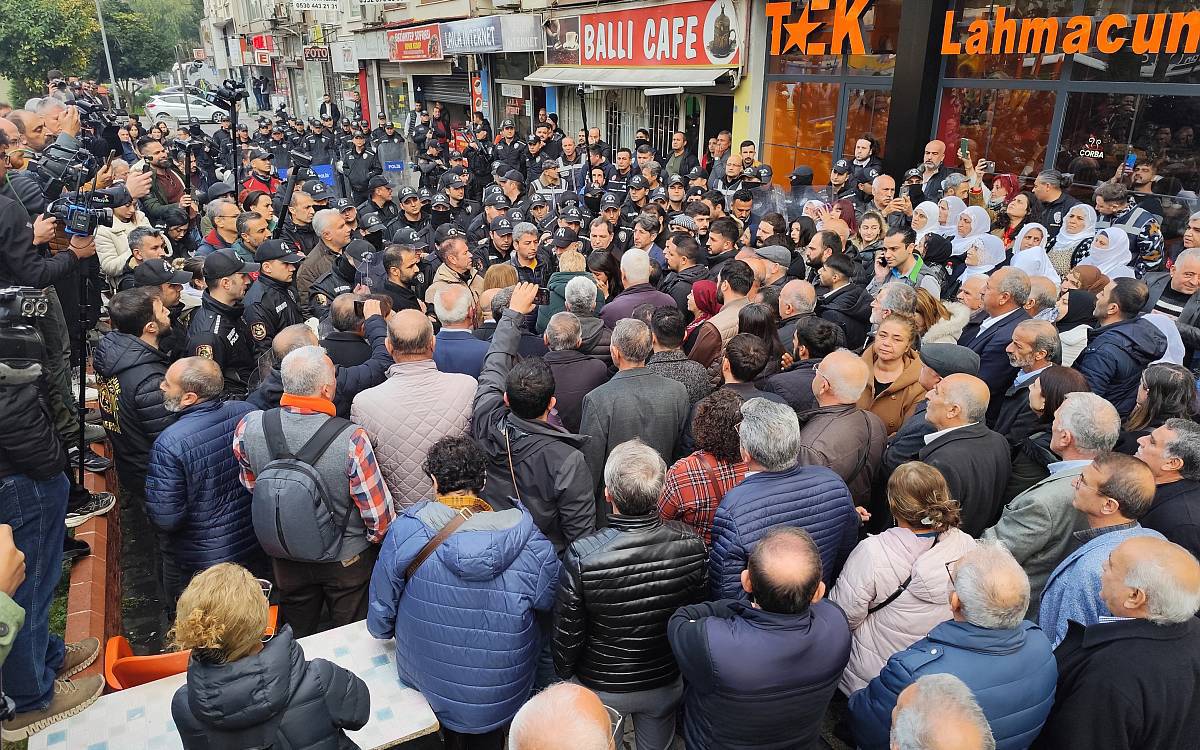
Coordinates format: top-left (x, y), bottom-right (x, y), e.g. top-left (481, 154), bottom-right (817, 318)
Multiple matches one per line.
top-left (1056, 91), bottom-right (1200, 239)
top-left (943, 0), bottom-right (1076, 80)
top-left (383, 79), bottom-right (410, 124)
top-left (1069, 1), bottom-right (1200, 83)
top-left (936, 87), bottom-right (1057, 175)
top-left (842, 89), bottom-right (891, 158)
top-left (846, 0), bottom-right (901, 76)
top-left (762, 81), bottom-right (839, 183)
top-left (767, 4), bottom-right (841, 75)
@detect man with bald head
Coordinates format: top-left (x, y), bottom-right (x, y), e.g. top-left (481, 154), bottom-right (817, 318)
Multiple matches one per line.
top-left (670, 526), bottom-right (851, 750)
top-left (919, 373), bottom-right (1012, 536)
top-left (851, 542), bottom-right (1056, 750)
top-left (797, 349), bottom-right (886, 508)
top-left (1039, 452), bottom-right (1164, 647)
top-left (7, 110), bottom-right (47, 152)
top-left (867, 174), bottom-right (908, 230)
top-left (351, 309), bottom-right (475, 509)
top-left (890, 674), bottom-right (995, 750)
top-left (777, 278), bottom-right (817, 352)
top-left (508, 682), bottom-right (615, 750)
top-left (919, 139), bottom-right (952, 202)
top-left (1033, 537), bottom-right (1200, 750)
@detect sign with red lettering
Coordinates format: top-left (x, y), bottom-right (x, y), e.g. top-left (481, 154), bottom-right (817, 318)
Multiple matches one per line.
top-left (544, 0), bottom-right (743, 67)
top-left (386, 24), bottom-right (443, 63)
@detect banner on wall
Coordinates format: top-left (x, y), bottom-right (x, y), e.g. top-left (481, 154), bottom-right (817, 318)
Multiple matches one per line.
top-left (543, 0), bottom-right (743, 67)
top-left (386, 24), bottom-right (443, 62)
top-left (331, 41), bottom-right (358, 74)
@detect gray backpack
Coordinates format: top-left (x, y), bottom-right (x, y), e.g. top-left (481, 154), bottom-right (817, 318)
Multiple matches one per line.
top-left (251, 409), bottom-right (353, 563)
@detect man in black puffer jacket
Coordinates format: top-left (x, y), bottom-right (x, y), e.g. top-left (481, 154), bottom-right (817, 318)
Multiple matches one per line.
top-left (93, 287), bottom-right (177, 497)
top-left (552, 438), bottom-right (707, 750)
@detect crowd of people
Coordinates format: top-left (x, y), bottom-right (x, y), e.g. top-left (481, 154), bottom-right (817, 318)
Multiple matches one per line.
top-left (0, 83), bottom-right (1199, 750)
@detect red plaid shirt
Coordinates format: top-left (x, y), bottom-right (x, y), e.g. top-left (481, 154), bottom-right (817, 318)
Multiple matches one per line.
top-left (658, 451), bottom-right (747, 545)
top-left (233, 408), bottom-right (395, 543)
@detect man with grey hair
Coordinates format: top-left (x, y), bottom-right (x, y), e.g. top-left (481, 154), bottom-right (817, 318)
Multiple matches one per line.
top-left (850, 541), bottom-right (1056, 750)
top-left (508, 682), bottom-right (614, 750)
top-left (984, 392), bottom-right (1121, 619)
top-left (870, 280), bottom-right (917, 326)
top-left (993, 319), bottom-right (1060, 448)
top-left (600, 247), bottom-right (675, 328)
top-left (234, 345), bottom-right (395, 636)
top-left (197, 197), bottom-right (240, 257)
top-left (542, 311), bottom-right (609, 433)
top-left (552, 439), bottom-right (707, 750)
top-left (1137, 418), bottom-right (1200, 559)
top-left (919, 373), bottom-right (1011, 536)
top-left (1024, 276), bottom-right (1059, 321)
top-left (1140, 245), bottom-right (1200, 363)
top-left (580, 318), bottom-right (690, 517)
top-left (146, 357), bottom-right (261, 609)
top-left (297, 207), bottom-right (353, 310)
top-left (709, 398), bottom-right (858, 599)
top-left (890, 674), bottom-right (995, 750)
top-left (432, 283), bottom-right (489, 378)
top-left (960, 267), bottom-right (1031, 422)
top-left (778, 278), bottom-right (817, 353)
top-left (1033, 536), bottom-right (1200, 750)
top-left (565, 275), bottom-right (613, 365)
top-left (113, 226), bottom-right (168, 292)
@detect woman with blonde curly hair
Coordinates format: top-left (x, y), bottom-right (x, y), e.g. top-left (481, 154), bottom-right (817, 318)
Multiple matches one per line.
top-left (828, 462), bottom-right (977, 695)
top-left (914, 287), bottom-right (971, 345)
top-left (170, 563), bottom-right (370, 749)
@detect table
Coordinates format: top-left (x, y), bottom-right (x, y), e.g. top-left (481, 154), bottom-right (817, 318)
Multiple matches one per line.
top-left (29, 621), bottom-right (440, 750)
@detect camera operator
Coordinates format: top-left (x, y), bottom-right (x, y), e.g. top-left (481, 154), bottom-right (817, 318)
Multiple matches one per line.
top-left (0, 291), bottom-right (105, 738)
top-left (137, 137), bottom-right (197, 225)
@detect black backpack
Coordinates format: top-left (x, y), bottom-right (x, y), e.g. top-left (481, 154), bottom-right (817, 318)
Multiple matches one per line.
top-left (251, 409), bottom-right (353, 563)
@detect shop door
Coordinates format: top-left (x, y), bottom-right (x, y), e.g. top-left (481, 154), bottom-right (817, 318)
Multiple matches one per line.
top-left (704, 95), bottom-right (734, 146)
top-left (646, 95), bottom-right (680, 160)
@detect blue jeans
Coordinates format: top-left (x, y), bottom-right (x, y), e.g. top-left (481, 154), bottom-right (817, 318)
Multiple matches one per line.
top-left (0, 472), bottom-right (68, 712)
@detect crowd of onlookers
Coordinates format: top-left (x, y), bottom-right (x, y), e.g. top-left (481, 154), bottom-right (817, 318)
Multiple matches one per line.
top-left (1, 92), bottom-right (1199, 749)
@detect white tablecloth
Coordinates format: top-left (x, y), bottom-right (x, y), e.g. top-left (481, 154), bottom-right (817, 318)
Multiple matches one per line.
top-left (29, 620), bottom-right (439, 750)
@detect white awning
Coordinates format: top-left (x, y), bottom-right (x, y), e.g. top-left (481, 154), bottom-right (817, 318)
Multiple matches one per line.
top-left (525, 66), bottom-right (733, 90)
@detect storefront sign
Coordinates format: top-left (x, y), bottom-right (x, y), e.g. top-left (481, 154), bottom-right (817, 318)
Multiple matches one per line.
top-left (501, 82), bottom-right (524, 98)
top-left (302, 45), bottom-right (330, 62)
top-left (940, 9), bottom-right (1200, 56)
top-left (255, 50), bottom-right (271, 66)
top-left (545, 0), bottom-right (743, 67)
top-left (292, 0), bottom-right (339, 11)
top-left (386, 24), bottom-right (443, 62)
top-left (331, 41), bottom-right (358, 73)
top-left (470, 71), bottom-right (485, 113)
top-left (476, 62), bottom-right (491, 120)
top-left (442, 17), bottom-right (503, 54)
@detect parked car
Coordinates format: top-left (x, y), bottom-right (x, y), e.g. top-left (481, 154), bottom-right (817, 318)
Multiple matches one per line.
top-left (144, 94), bottom-right (226, 127)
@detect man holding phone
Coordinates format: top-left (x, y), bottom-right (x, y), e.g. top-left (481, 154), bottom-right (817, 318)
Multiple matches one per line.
top-left (918, 140), bottom-right (953, 202)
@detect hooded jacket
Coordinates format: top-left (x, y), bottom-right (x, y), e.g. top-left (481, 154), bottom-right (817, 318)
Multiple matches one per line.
top-left (93, 332), bottom-right (175, 492)
top-left (1074, 316), bottom-right (1167, 416)
top-left (828, 527), bottom-right (977, 694)
top-left (849, 619), bottom-right (1057, 750)
top-left (473, 311), bottom-right (597, 551)
top-left (921, 301), bottom-right (972, 345)
top-left (817, 284), bottom-right (873, 351)
top-left (172, 626), bottom-right (369, 750)
top-left (367, 500), bottom-right (558, 733)
top-left (577, 314), bottom-right (613, 366)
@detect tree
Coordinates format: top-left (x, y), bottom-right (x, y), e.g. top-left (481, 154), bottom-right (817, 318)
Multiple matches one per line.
top-left (0, 0), bottom-right (98, 103)
top-left (128, 0), bottom-right (202, 46)
top-left (87, 0), bottom-right (175, 105)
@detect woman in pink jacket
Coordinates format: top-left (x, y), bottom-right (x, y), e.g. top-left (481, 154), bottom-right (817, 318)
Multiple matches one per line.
top-left (828, 462), bottom-right (977, 695)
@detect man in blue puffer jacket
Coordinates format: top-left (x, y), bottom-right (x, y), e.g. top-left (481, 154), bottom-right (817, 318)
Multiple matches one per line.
top-left (709, 397), bottom-right (858, 600)
top-left (146, 357), bottom-right (262, 610)
top-left (368, 436), bottom-right (559, 745)
top-left (849, 541), bottom-right (1057, 750)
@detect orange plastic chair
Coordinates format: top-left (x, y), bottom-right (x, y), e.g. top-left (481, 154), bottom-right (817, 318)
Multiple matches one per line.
top-left (104, 606), bottom-right (280, 691)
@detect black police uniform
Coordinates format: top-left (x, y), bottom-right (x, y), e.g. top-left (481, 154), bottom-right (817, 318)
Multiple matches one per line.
top-left (359, 197), bottom-right (399, 226)
top-left (816, 183), bottom-right (857, 204)
top-left (343, 147), bottom-right (382, 205)
top-left (267, 136), bottom-right (291, 172)
top-left (185, 292), bottom-right (256, 397)
top-left (373, 130), bottom-right (404, 151)
top-left (308, 262), bottom-right (355, 321)
top-left (495, 137), bottom-right (526, 171)
top-left (302, 130), bottom-right (337, 165)
top-left (243, 274), bottom-right (304, 358)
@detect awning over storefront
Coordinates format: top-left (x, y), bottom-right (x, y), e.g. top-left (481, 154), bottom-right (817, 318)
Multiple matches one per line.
top-left (526, 66), bottom-right (733, 89)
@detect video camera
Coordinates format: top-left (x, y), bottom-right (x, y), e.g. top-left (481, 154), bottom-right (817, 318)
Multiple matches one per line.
top-left (211, 79), bottom-right (250, 111)
top-left (0, 287), bottom-right (50, 384)
top-left (73, 99), bottom-right (124, 160)
top-left (27, 142), bottom-right (93, 199)
top-left (0, 287), bottom-right (49, 324)
top-left (45, 185), bottom-right (129, 236)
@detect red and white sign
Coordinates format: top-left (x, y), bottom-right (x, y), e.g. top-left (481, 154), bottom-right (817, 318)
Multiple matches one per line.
top-left (469, 72), bottom-right (484, 112)
top-left (544, 0), bottom-right (742, 68)
top-left (251, 34), bottom-right (275, 52)
top-left (386, 24), bottom-right (443, 63)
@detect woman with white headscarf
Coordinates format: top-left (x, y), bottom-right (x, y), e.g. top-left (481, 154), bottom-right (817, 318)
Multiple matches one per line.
top-left (911, 201), bottom-right (940, 244)
top-left (1010, 222), bottom-right (1061, 286)
top-left (952, 206), bottom-right (991, 256)
top-left (959, 233), bottom-right (1006, 283)
top-left (1078, 227), bottom-right (1135, 279)
top-left (936, 196), bottom-right (967, 238)
top-left (1046, 204), bottom-right (1097, 277)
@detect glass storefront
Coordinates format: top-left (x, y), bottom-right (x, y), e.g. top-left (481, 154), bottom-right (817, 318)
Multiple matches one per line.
top-left (382, 78), bottom-right (410, 124)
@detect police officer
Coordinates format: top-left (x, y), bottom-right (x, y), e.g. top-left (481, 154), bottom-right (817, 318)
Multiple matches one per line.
top-left (358, 175), bottom-right (398, 226)
top-left (252, 118), bottom-right (273, 148)
top-left (309, 239), bottom-right (376, 320)
top-left (389, 186), bottom-right (430, 241)
top-left (303, 118), bottom-right (338, 166)
top-left (382, 228), bottom-right (427, 313)
top-left (243, 238), bottom-right (305, 358)
top-left (466, 192), bottom-right (511, 244)
top-left (621, 175), bottom-right (651, 228)
top-left (185, 249), bottom-right (259, 397)
top-left (495, 118), bottom-right (526, 172)
top-left (597, 192), bottom-right (633, 254)
top-left (132, 258), bottom-right (194, 359)
top-left (464, 126), bottom-right (495, 202)
top-left (818, 159), bottom-right (857, 204)
top-left (370, 112), bottom-right (390, 143)
top-left (340, 131), bottom-right (382, 205)
top-left (266, 127), bottom-right (291, 173)
top-left (443, 172), bottom-right (480, 228)
top-left (475, 215), bottom-right (515, 268)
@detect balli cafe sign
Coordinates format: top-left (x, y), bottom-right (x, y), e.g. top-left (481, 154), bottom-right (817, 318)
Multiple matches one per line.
top-left (765, 0), bottom-right (1200, 56)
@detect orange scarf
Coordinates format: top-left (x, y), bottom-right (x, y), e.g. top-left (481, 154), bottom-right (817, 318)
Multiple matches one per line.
top-left (280, 393), bottom-right (336, 416)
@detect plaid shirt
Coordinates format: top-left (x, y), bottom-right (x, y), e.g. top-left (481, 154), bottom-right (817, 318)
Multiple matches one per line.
top-left (232, 407), bottom-right (395, 543)
top-left (658, 451), bottom-right (747, 545)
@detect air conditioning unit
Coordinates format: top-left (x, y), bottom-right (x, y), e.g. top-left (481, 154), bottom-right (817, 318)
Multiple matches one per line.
top-left (494, 0), bottom-right (520, 7)
top-left (273, 3), bottom-right (289, 20)
top-left (362, 4), bottom-right (381, 23)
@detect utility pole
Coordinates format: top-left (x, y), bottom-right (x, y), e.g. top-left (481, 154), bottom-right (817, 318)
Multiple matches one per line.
top-left (175, 44), bottom-right (194, 124)
top-left (93, 0), bottom-right (122, 109)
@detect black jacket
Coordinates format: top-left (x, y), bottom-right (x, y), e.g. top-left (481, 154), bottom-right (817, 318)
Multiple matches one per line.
top-left (817, 283), bottom-right (872, 351)
top-left (320, 331), bottom-right (371, 368)
top-left (1032, 617), bottom-right (1200, 750)
top-left (243, 274), bottom-right (305, 358)
top-left (280, 217), bottom-right (319, 256)
top-left (342, 147), bottom-right (381, 192)
top-left (93, 332), bottom-right (175, 492)
top-left (1138, 478), bottom-right (1200, 561)
top-left (1142, 271), bottom-right (1200, 361)
top-left (309, 267), bottom-right (354, 321)
top-left (553, 514), bottom-right (707, 691)
top-left (761, 358), bottom-right (821, 415)
top-left (543, 349), bottom-right (610, 434)
top-left (0, 193), bottom-right (78, 287)
top-left (918, 422), bottom-right (1012, 537)
top-left (0, 377), bottom-right (66, 481)
top-left (172, 626), bottom-right (369, 750)
top-left (185, 292), bottom-right (256, 398)
top-left (472, 310), bottom-right (596, 553)
top-left (578, 316), bottom-right (613, 367)
top-left (959, 308), bottom-right (1030, 423)
top-left (659, 263), bottom-right (708, 314)
top-left (1074, 316), bottom-right (1167, 417)
top-left (991, 372), bottom-right (1042, 452)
